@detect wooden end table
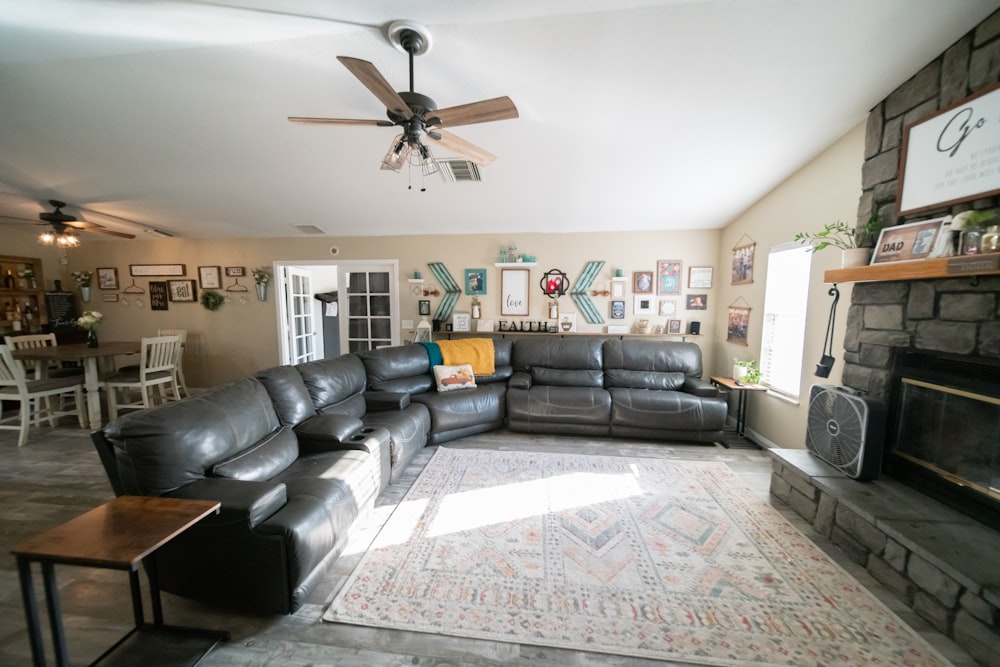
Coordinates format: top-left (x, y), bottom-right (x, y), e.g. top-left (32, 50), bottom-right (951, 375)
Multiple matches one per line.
top-left (12, 496), bottom-right (227, 667)
top-left (710, 375), bottom-right (768, 438)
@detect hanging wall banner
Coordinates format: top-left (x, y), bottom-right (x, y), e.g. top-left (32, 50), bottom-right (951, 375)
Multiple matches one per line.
top-left (727, 306), bottom-right (751, 346)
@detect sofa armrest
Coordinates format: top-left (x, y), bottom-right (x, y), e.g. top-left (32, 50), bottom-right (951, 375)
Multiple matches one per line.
top-left (365, 391), bottom-right (411, 412)
top-left (294, 413), bottom-right (364, 454)
top-left (683, 377), bottom-right (721, 398)
top-left (164, 478), bottom-right (287, 529)
top-left (508, 371), bottom-right (532, 390)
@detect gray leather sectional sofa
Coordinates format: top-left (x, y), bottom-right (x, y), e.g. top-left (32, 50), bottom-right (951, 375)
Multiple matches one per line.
top-left (92, 336), bottom-right (725, 614)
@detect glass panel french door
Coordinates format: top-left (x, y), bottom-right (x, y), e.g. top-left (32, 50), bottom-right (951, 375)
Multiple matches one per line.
top-left (284, 266), bottom-right (316, 364)
top-left (341, 266), bottom-right (395, 354)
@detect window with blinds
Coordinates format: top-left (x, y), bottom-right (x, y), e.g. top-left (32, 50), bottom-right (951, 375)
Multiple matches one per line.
top-left (760, 244), bottom-right (811, 398)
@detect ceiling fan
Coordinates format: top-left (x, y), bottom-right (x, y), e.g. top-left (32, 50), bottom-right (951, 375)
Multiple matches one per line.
top-left (0, 200), bottom-right (137, 245)
top-left (288, 20), bottom-right (518, 172)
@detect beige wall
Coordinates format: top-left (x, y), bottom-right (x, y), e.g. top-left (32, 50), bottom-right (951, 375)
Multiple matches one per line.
top-left (6, 124), bottom-right (863, 451)
top-left (6, 226), bottom-right (721, 387)
top-left (712, 122), bottom-right (865, 448)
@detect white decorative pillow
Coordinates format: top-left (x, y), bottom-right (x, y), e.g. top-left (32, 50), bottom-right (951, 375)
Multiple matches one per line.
top-left (433, 364), bottom-right (477, 392)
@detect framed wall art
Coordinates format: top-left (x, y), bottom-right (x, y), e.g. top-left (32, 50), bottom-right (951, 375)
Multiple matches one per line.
top-left (668, 318), bottom-right (683, 335)
top-left (688, 266), bottom-right (713, 289)
top-left (610, 300), bottom-right (626, 319)
top-left (500, 268), bottom-right (530, 316)
top-left (199, 266), bottom-right (221, 289)
top-left (418, 300), bottom-right (431, 316)
top-left (633, 271), bottom-right (653, 294)
top-left (658, 299), bottom-right (677, 317)
top-left (686, 294), bottom-right (708, 310)
top-left (452, 312), bottom-right (472, 332)
top-left (610, 280), bottom-right (625, 299)
top-left (96, 267), bottom-right (118, 290)
top-left (225, 266), bottom-right (245, 277)
top-left (898, 82), bottom-right (1000, 216)
top-left (656, 260), bottom-right (682, 295)
top-left (149, 281), bottom-right (169, 310)
top-left (634, 294), bottom-right (654, 315)
top-left (464, 268), bottom-right (487, 295)
top-left (731, 242), bottom-right (755, 285)
top-left (871, 218), bottom-right (944, 264)
top-left (541, 268), bottom-right (569, 297)
top-left (167, 279), bottom-right (197, 302)
top-left (130, 264), bottom-right (185, 277)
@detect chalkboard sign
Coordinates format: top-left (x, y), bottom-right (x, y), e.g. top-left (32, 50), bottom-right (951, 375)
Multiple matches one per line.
top-left (45, 290), bottom-right (79, 330)
top-left (149, 281), bottom-right (169, 311)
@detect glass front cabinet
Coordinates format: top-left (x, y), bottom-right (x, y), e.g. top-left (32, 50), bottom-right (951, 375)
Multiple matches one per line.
top-left (1, 255), bottom-right (47, 335)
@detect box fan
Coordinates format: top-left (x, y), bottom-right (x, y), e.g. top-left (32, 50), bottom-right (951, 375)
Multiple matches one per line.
top-left (806, 385), bottom-right (885, 480)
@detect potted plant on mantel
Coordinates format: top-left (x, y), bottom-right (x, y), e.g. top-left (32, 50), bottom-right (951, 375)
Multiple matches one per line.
top-left (794, 215), bottom-right (883, 267)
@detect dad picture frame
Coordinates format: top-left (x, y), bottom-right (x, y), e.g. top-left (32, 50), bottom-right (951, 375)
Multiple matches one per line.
top-left (871, 219), bottom-right (944, 264)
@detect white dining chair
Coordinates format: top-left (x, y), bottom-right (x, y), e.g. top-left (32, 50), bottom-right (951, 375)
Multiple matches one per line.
top-left (157, 329), bottom-right (190, 397)
top-left (0, 344), bottom-right (86, 447)
top-left (3, 333), bottom-right (84, 379)
top-left (102, 336), bottom-right (182, 419)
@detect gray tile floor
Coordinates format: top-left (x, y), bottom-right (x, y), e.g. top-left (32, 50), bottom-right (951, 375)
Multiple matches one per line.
top-left (0, 426), bottom-right (978, 666)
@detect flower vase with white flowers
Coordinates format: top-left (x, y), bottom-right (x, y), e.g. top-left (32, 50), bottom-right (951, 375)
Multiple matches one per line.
top-left (72, 270), bottom-right (94, 303)
top-left (252, 267), bottom-right (271, 301)
top-left (78, 310), bottom-right (104, 347)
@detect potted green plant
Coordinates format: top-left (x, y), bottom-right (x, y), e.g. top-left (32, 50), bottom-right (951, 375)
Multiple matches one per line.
top-left (794, 215), bottom-right (883, 267)
top-left (732, 358), bottom-right (762, 385)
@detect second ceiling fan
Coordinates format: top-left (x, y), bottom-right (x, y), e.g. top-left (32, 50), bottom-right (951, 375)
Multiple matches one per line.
top-left (288, 21), bottom-right (518, 172)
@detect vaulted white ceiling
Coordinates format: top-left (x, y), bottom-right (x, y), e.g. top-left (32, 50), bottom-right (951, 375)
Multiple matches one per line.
top-left (0, 1), bottom-right (996, 240)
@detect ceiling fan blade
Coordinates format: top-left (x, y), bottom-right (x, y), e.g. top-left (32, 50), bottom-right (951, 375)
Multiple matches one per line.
top-left (336, 56), bottom-right (412, 120)
top-left (65, 219), bottom-right (137, 239)
top-left (288, 117), bottom-right (395, 126)
top-left (86, 228), bottom-right (137, 239)
top-left (428, 129), bottom-right (497, 166)
top-left (430, 96), bottom-right (518, 128)
top-left (0, 213), bottom-right (41, 224)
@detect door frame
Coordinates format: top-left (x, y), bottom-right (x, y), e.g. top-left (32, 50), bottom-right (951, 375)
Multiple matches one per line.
top-left (272, 259), bottom-right (400, 365)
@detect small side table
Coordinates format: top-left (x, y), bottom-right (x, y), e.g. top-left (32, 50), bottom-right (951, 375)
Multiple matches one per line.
top-left (12, 495), bottom-right (228, 667)
top-left (710, 376), bottom-right (768, 438)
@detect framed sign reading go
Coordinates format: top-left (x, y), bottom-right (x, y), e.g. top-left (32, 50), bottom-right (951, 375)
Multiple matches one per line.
top-left (898, 83), bottom-right (1000, 217)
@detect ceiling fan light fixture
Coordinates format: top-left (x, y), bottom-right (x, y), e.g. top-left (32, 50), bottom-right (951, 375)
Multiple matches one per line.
top-left (417, 142), bottom-right (440, 178)
top-left (381, 134), bottom-right (409, 171)
top-left (38, 229), bottom-right (80, 247)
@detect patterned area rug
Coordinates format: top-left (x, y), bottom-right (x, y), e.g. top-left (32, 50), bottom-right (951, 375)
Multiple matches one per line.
top-left (324, 448), bottom-right (948, 666)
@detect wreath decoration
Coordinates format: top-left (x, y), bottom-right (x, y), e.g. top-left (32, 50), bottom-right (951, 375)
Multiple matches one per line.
top-left (201, 289), bottom-right (225, 311)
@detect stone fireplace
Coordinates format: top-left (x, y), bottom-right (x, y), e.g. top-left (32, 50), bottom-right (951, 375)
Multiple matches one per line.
top-left (840, 276), bottom-right (1000, 524)
top-left (767, 12), bottom-right (1000, 662)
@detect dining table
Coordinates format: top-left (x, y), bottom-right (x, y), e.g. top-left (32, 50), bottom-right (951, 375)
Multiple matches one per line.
top-left (12, 341), bottom-right (141, 429)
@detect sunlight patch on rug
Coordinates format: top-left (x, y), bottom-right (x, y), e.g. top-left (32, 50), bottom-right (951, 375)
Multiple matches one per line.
top-left (323, 448), bottom-right (949, 666)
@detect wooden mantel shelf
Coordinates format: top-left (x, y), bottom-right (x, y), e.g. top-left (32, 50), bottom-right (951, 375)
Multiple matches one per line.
top-left (824, 254), bottom-right (1000, 284)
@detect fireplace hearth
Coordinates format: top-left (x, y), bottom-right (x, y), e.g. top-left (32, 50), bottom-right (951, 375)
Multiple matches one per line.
top-left (886, 350), bottom-right (1000, 530)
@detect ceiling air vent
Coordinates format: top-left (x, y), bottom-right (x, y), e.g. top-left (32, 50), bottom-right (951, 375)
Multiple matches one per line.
top-left (438, 159), bottom-right (481, 183)
top-left (294, 224), bottom-right (326, 235)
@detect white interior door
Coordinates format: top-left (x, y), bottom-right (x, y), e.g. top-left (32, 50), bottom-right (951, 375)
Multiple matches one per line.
top-left (282, 266), bottom-right (317, 365)
top-left (339, 265), bottom-right (399, 353)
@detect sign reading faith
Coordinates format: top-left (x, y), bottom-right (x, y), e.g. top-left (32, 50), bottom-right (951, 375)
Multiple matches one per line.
top-left (898, 83), bottom-right (1000, 216)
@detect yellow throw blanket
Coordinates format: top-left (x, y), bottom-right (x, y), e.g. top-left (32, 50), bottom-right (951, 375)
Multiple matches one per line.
top-left (437, 338), bottom-right (495, 376)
